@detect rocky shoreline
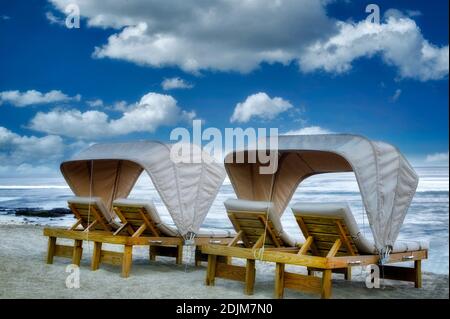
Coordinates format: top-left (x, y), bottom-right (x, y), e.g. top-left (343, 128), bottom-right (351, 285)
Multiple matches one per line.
top-left (0, 207), bottom-right (71, 218)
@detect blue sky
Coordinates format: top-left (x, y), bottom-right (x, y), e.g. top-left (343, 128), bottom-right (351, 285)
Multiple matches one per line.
top-left (0, 0), bottom-right (448, 176)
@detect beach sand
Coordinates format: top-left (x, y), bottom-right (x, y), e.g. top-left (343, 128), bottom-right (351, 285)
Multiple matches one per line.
top-left (0, 224), bottom-right (448, 299)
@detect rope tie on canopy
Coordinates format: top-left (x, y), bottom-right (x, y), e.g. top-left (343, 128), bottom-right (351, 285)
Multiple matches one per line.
top-left (253, 154), bottom-right (278, 261)
top-left (86, 160), bottom-right (94, 255)
top-left (183, 231), bottom-right (196, 272)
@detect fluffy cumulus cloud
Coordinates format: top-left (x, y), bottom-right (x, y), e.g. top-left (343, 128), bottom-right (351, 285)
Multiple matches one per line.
top-left (425, 152), bottom-right (449, 164)
top-left (49, 0), bottom-right (334, 73)
top-left (48, 1), bottom-right (448, 80)
top-left (29, 92), bottom-right (195, 139)
top-left (0, 89), bottom-right (80, 107)
top-left (0, 126), bottom-right (64, 165)
top-left (300, 15), bottom-right (449, 81)
top-left (284, 126), bottom-right (334, 135)
top-left (230, 92), bottom-right (292, 123)
top-left (161, 77), bottom-right (193, 90)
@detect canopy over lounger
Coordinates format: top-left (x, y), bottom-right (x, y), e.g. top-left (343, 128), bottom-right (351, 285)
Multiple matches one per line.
top-left (224, 134), bottom-right (419, 253)
top-left (60, 141), bottom-right (226, 236)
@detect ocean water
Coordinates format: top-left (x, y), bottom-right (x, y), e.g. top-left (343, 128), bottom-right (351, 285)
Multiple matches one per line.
top-left (0, 167), bottom-right (448, 274)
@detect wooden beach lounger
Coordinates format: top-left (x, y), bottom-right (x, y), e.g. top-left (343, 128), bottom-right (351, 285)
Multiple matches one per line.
top-left (204, 199), bottom-right (300, 295)
top-left (95, 199), bottom-right (233, 277)
top-left (45, 197), bottom-right (233, 278)
top-left (44, 196), bottom-right (119, 266)
top-left (273, 202), bottom-right (428, 299)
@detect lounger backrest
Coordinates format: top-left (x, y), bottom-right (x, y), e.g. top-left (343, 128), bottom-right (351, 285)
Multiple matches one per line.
top-left (67, 196), bottom-right (114, 231)
top-left (224, 199), bottom-right (296, 248)
top-left (291, 202), bottom-right (361, 257)
top-left (112, 198), bottom-right (179, 237)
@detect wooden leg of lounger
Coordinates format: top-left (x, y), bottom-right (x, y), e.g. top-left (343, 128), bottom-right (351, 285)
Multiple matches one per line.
top-left (72, 240), bottom-right (83, 266)
top-left (321, 270), bottom-right (332, 299)
top-left (149, 246), bottom-right (156, 261)
top-left (274, 263), bottom-right (285, 299)
top-left (194, 247), bottom-right (203, 266)
top-left (195, 251), bottom-right (201, 267)
top-left (415, 260), bottom-right (422, 288)
top-left (46, 237), bottom-right (56, 264)
top-left (122, 245), bottom-right (133, 278)
top-left (307, 267), bottom-right (314, 276)
top-left (91, 242), bottom-right (102, 271)
top-left (176, 244), bottom-right (183, 265)
top-left (245, 259), bottom-right (256, 295)
top-left (205, 254), bottom-right (217, 286)
top-left (345, 267), bottom-right (352, 281)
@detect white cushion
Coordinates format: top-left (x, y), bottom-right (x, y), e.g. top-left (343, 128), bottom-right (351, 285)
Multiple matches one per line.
top-left (153, 223), bottom-right (235, 238)
top-left (113, 198), bottom-right (174, 235)
top-left (157, 223), bottom-right (180, 237)
top-left (113, 198), bottom-right (161, 224)
top-left (67, 196), bottom-right (114, 222)
top-left (291, 202), bottom-right (429, 254)
top-left (224, 198), bottom-right (299, 247)
top-left (196, 228), bottom-right (235, 238)
top-left (113, 198), bottom-right (234, 238)
top-left (389, 240), bottom-right (429, 253)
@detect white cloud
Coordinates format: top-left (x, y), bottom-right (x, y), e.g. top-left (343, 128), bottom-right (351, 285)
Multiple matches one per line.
top-left (284, 126), bottom-right (334, 135)
top-left (50, 0), bottom-right (334, 73)
top-left (0, 90), bottom-right (81, 107)
top-left (161, 77), bottom-right (194, 90)
top-left (1, 15), bottom-right (11, 20)
top-left (425, 152), bottom-right (449, 164)
top-left (29, 92), bottom-right (195, 139)
top-left (48, 1), bottom-right (448, 81)
top-left (87, 98), bottom-right (136, 112)
top-left (230, 92), bottom-right (293, 123)
top-left (0, 126), bottom-right (64, 165)
top-left (391, 89), bottom-right (402, 102)
top-left (45, 11), bottom-right (65, 26)
top-left (109, 100), bottom-right (135, 112)
top-left (86, 99), bottom-right (104, 107)
top-left (300, 15), bottom-right (449, 81)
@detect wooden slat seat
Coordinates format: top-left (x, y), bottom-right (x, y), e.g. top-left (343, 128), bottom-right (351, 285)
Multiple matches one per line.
top-left (204, 198), bottom-right (300, 295)
top-left (44, 196), bottom-right (118, 267)
top-left (271, 202), bottom-right (428, 299)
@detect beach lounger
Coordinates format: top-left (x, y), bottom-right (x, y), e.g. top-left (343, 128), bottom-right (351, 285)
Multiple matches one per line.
top-left (44, 196), bottom-right (119, 266)
top-left (273, 202), bottom-right (428, 299)
top-left (92, 198), bottom-right (234, 277)
top-left (204, 199), bottom-right (300, 295)
top-left (45, 197), bottom-right (233, 277)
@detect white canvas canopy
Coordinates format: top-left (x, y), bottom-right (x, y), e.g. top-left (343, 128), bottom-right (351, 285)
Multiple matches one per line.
top-left (224, 134), bottom-right (419, 252)
top-left (60, 141), bottom-right (226, 236)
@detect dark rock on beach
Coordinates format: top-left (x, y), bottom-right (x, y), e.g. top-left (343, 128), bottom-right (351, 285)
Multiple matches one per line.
top-left (13, 207), bottom-right (71, 218)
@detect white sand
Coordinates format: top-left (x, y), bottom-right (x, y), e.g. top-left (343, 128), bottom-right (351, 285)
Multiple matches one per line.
top-left (0, 224), bottom-right (447, 299)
